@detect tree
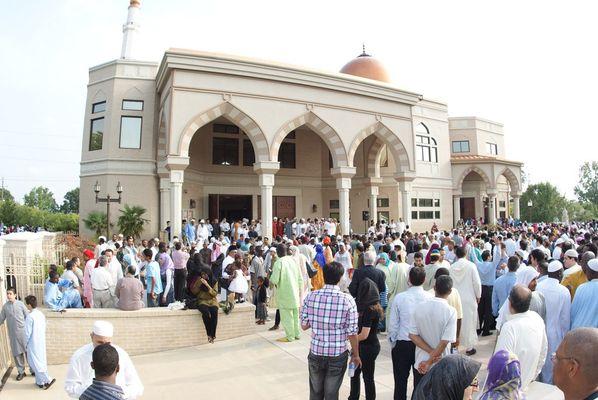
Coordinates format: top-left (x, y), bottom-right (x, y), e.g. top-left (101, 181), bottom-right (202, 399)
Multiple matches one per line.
top-left (520, 182), bottom-right (567, 223)
top-left (0, 187), bottom-right (14, 202)
top-left (23, 186), bottom-right (58, 212)
top-left (117, 204), bottom-right (149, 239)
top-left (60, 188), bottom-right (80, 214)
top-left (574, 161), bottom-right (598, 205)
top-left (83, 211), bottom-right (109, 236)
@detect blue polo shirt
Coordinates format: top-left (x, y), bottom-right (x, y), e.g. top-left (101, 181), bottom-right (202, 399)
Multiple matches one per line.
top-left (145, 261), bottom-right (163, 295)
top-left (492, 271), bottom-right (517, 316)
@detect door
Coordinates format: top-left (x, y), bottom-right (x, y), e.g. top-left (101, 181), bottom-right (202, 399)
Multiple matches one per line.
top-left (209, 194), bottom-right (219, 221)
top-left (274, 196), bottom-right (295, 220)
top-left (460, 197), bottom-right (476, 220)
top-left (216, 195), bottom-right (252, 222)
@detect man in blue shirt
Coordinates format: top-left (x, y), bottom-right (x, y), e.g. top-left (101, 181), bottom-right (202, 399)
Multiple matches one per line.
top-left (570, 258), bottom-right (598, 329)
top-left (143, 249), bottom-right (162, 307)
top-left (80, 343), bottom-right (124, 400)
top-left (44, 271), bottom-right (82, 311)
top-left (492, 256), bottom-right (519, 318)
top-left (476, 250), bottom-right (495, 336)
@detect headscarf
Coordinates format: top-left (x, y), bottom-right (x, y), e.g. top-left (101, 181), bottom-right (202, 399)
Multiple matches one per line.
top-left (377, 253), bottom-right (390, 267)
top-left (199, 266), bottom-right (216, 291)
top-left (425, 242), bottom-right (441, 265)
top-left (479, 350), bottom-right (525, 400)
top-left (389, 250), bottom-right (397, 262)
top-left (412, 354), bottom-right (481, 400)
top-left (357, 278), bottom-right (380, 312)
top-left (211, 241), bottom-right (222, 262)
top-left (314, 244), bottom-right (326, 268)
top-left (322, 236), bottom-right (331, 246)
top-left (515, 265), bottom-right (539, 287)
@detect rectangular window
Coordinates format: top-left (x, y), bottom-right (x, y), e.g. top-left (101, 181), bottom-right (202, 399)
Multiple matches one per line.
top-left (434, 211), bottom-right (441, 219)
top-left (411, 198), bottom-right (418, 207)
top-left (279, 142), bottom-right (296, 168)
top-left (329, 200), bottom-right (339, 209)
top-left (212, 138), bottom-right (239, 165)
top-left (499, 200), bottom-right (506, 207)
top-left (419, 198), bottom-right (433, 207)
top-left (330, 212), bottom-right (340, 220)
top-left (377, 198), bottom-right (390, 208)
top-left (434, 199), bottom-right (440, 207)
top-left (213, 123), bottom-right (239, 134)
top-left (419, 211), bottom-right (434, 219)
top-left (92, 101), bottom-right (106, 114)
top-left (242, 139), bottom-right (255, 166)
top-left (119, 116), bottom-right (142, 149)
top-left (487, 142), bottom-right (498, 155)
top-left (378, 211), bottom-right (390, 223)
top-left (122, 100), bottom-right (144, 111)
top-left (89, 118), bottom-right (104, 151)
top-left (452, 140), bottom-right (470, 153)
top-left (411, 211), bottom-right (418, 220)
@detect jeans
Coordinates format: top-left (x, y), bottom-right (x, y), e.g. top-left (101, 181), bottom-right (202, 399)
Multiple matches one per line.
top-left (174, 268), bottom-right (187, 301)
top-left (308, 351), bottom-right (348, 400)
top-left (478, 285), bottom-right (494, 333)
top-left (147, 293), bottom-right (159, 307)
top-left (349, 342), bottom-right (380, 400)
top-left (391, 340), bottom-right (416, 400)
top-left (198, 304), bottom-right (219, 338)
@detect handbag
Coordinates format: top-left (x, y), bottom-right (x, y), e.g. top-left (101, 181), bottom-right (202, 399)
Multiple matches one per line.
top-left (306, 261), bottom-right (318, 278)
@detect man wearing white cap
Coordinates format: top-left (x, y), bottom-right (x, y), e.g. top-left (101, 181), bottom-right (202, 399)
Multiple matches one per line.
top-left (64, 320), bottom-right (143, 399)
top-left (94, 236), bottom-right (108, 259)
top-left (196, 219), bottom-right (210, 244)
top-left (570, 258), bottom-right (598, 330)
top-left (562, 249), bottom-right (581, 278)
top-left (536, 259), bottom-right (571, 384)
top-left (552, 238), bottom-right (565, 260)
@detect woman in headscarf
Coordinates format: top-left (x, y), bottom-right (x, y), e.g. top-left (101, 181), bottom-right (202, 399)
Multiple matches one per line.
top-left (191, 266), bottom-right (219, 343)
top-left (374, 252), bottom-right (395, 330)
top-left (322, 236), bottom-right (334, 264)
top-left (289, 245), bottom-right (310, 302)
top-left (412, 354), bottom-right (481, 400)
top-left (479, 350), bottom-right (525, 400)
top-left (310, 244), bottom-right (326, 291)
top-left (348, 278), bottom-right (383, 400)
top-left (425, 242), bottom-right (441, 265)
top-left (333, 242), bottom-right (352, 293)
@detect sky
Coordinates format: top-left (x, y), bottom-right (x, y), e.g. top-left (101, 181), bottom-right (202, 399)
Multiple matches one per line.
top-left (1, 0), bottom-right (596, 203)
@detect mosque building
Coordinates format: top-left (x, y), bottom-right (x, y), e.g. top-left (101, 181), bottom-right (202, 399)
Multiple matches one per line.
top-left (79, 0), bottom-right (523, 240)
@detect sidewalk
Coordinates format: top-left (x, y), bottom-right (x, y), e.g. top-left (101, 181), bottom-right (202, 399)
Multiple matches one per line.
top-left (1, 324), bottom-right (563, 399)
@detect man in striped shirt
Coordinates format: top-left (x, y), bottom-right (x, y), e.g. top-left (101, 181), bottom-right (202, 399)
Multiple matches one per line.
top-left (80, 343), bottom-right (124, 400)
top-left (301, 261), bottom-right (360, 400)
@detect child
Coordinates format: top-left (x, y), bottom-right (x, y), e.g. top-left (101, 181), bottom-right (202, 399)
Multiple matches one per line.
top-left (80, 343), bottom-right (123, 400)
top-left (256, 276), bottom-right (269, 325)
top-left (24, 295), bottom-right (55, 390)
top-left (228, 258), bottom-right (249, 303)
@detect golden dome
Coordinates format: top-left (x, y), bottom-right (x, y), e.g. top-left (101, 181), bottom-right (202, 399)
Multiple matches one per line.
top-left (130, 0), bottom-right (141, 7)
top-left (339, 47), bottom-right (391, 83)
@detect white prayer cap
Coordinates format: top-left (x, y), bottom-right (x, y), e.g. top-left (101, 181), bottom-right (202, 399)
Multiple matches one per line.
top-left (515, 249), bottom-right (526, 258)
top-left (98, 236), bottom-right (106, 241)
top-left (564, 249), bottom-right (579, 258)
top-left (548, 260), bottom-right (563, 273)
top-left (542, 248), bottom-right (551, 259)
top-left (555, 238), bottom-right (565, 245)
top-left (200, 219), bottom-right (205, 223)
top-left (153, 237), bottom-right (160, 242)
top-left (92, 320), bottom-right (114, 337)
top-left (588, 259), bottom-right (598, 272)
top-left (269, 246), bottom-right (277, 252)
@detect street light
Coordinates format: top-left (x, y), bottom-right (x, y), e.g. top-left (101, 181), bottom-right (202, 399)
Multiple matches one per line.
top-left (527, 200), bottom-right (533, 222)
top-left (94, 181), bottom-right (123, 239)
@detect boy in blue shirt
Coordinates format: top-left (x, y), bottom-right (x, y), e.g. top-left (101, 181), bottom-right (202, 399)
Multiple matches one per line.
top-left (143, 249), bottom-right (162, 307)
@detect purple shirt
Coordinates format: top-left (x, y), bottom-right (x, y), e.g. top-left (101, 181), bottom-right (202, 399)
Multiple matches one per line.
top-left (158, 252), bottom-right (174, 275)
top-left (172, 250), bottom-right (190, 270)
top-left (301, 284), bottom-right (358, 356)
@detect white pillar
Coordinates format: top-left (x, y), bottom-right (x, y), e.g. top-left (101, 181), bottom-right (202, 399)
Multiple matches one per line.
top-left (159, 177), bottom-right (171, 231)
top-left (488, 193), bottom-right (497, 225)
top-left (170, 171), bottom-right (184, 238)
top-left (369, 186), bottom-right (378, 223)
top-left (396, 180), bottom-right (413, 228)
top-left (331, 167), bottom-right (356, 236)
top-left (512, 195), bottom-right (521, 220)
top-left (453, 196), bottom-right (461, 227)
top-left (121, 1), bottom-right (141, 59)
top-left (254, 161), bottom-right (280, 241)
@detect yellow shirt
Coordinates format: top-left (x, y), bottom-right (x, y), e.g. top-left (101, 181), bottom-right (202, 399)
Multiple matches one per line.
top-left (561, 269), bottom-right (588, 299)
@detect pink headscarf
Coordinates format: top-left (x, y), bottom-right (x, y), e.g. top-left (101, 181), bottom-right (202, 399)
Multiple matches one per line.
top-left (425, 243), bottom-right (440, 265)
top-left (211, 242), bottom-right (222, 262)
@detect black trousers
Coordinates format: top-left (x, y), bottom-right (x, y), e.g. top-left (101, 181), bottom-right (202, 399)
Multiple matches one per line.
top-left (349, 342), bottom-right (380, 400)
top-left (391, 340), bottom-right (417, 400)
top-left (198, 304), bottom-right (218, 338)
top-left (478, 285), bottom-right (494, 333)
top-left (174, 269), bottom-right (187, 301)
top-left (275, 309), bottom-right (280, 326)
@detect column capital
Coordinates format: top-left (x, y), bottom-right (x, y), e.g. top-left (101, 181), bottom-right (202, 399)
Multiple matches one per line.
top-left (169, 170), bottom-right (184, 184)
top-left (259, 173), bottom-right (275, 187)
top-left (393, 171), bottom-right (416, 182)
top-left (330, 166), bottom-right (356, 179)
top-left (364, 177), bottom-right (383, 187)
top-left (397, 180), bottom-right (412, 192)
top-left (159, 177), bottom-right (171, 190)
top-left (368, 186), bottom-right (379, 196)
top-left (487, 191), bottom-right (498, 198)
top-left (253, 161), bottom-right (280, 175)
top-left (166, 155), bottom-right (190, 171)
top-left (511, 193), bottom-right (522, 199)
top-left (335, 177), bottom-right (352, 190)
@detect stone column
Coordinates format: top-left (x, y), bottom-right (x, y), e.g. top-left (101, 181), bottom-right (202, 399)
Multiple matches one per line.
top-left (254, 161), bottom-right (280, 241)
top-left (159, 177), bottom-right (171, 231)
top-left (488, 192), bottom-right (497, 225)
top-left (512, 195), bottom-right (521, 220)
top-left (369, 186), bottom-right (378, 223)
top-left (396, 179), bottom-right (413, 227)
top-left (453, 196), bottom-right (461, 227)
top-left (331, 167), bottom-right (356, 236)
top-left (166, 156), bottom-right (190, 239)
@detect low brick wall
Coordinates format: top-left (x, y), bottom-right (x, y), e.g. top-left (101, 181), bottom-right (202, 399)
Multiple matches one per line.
top-left (44, 303), bottom-right (256, 365)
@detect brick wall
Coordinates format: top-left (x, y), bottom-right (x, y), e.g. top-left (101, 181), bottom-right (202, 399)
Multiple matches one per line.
top-left (44, 303), bottom-right (256, 365)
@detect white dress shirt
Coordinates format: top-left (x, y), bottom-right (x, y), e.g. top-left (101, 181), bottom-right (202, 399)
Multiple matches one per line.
top-left (495, 310), bottom-right (547, 389)
top-left (64, 343), bottom-right (143, 399)
top-left (388, 286), bottom-right (432, 344)
top-left (90, 267), bottom-right (112, 290)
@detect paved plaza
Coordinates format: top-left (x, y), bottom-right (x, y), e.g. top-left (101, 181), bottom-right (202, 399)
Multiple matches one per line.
top-left (2, 320), bottom-right (563, 400)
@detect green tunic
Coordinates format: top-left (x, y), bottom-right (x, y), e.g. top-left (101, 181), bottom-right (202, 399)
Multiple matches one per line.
top-left (270, 255), bottom-right (303, 309)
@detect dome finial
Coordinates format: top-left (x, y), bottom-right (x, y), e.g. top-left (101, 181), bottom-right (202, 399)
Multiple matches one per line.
top-left (360, 43), bottom-right (370, 57)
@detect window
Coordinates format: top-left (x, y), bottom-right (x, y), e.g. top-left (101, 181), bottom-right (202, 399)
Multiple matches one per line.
top-left (330, 200), bottom-right (339, 209)
top-left (212, 138), bottom-right (239, 165)
top-left (119, 116), bottom-right (142, 149)
top-left (122, 100), bottom-right (144, 111)
top-left (242, 140), bottom-right (255, 166)
top-left (411, 198), bottom-right (418, 207)
top-left (377, 198), bottom-right (390, 207)
top-left (213, 123), bottom-right (239, 134)
top-left (378, 211), bottom-right (390, 223)
top-left (434, 211), bottom-right (441, 219)
top-left (452, 140), bottom-right (470, 153)
top-left (379, 145), bottom-right (388, 168)
top-left (415, 123), bottom-right (438, 163)
top-left (411, 211), bottom-right (418, 220)
top-left (499, 200), bottom-right (506, 208)
top-left (419, 211), bottom-right (434, 219)
top-left (434, 199), bottom-right (440, 207)
top-left (330, 212), bottom-right (340, 220)
top-left (89, 118), bottom-right (104, 151)
top-left (279, 142), bottom-right (296, 168)
top-left (487, 142), bottom-right (498, 155)
top-left (92, 101), bottom-right (106, 114)
top-left (418, 198), bottom-right (433, 207)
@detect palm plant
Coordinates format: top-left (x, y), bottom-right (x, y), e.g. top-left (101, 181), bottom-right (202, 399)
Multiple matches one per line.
top-left (117, 204), bottom-right (149, 239)
top-left (83, 211), bottom-right (109, 236)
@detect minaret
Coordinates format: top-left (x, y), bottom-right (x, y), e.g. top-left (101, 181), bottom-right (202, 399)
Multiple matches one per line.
top-left (120, 0), bottom-right (141, 59)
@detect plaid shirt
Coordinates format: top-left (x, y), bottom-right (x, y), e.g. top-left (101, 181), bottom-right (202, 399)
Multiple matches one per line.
top-left (301, 284), bottom-right (358, 356)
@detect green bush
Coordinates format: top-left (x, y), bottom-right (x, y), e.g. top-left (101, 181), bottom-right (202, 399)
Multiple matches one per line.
top-left (0, 200), bottom-right (78, 232)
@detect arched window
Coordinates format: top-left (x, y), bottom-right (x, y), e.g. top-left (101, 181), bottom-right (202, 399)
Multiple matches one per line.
top-left (415, 123), bottom-right (438, 163)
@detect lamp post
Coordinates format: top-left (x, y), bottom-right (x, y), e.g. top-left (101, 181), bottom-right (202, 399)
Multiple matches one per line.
top-left (527, 200), bottom-right (533, 223)
top-left (94, 181), bottom-right (123, 239)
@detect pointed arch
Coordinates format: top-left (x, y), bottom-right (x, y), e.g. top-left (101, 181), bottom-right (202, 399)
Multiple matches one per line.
top-left (123, 86), bottom-right (144, 98)
top-left (91, 89), bottom-right (106, 102)
top-left (177, 102), bottom-right (269, 161)
top-left (348, 121), bottom-right (411, 176)
top-left (496, 167), bottom-right (521, 194)
top-left (457, 166), bottom-right (492, 190)
top-left (270, 111), bottom-right (348, 168)
top-left (156, 108), bottom-right (168, 175)
top-left (366, 137), bottom-right (385, 178)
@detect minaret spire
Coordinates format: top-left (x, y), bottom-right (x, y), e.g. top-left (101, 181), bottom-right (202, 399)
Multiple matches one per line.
top-left (121, 0), bottom-right (141, 59)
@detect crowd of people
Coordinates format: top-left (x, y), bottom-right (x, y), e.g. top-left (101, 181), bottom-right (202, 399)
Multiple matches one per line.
top-left (1, 217), bottom-right (597, 399)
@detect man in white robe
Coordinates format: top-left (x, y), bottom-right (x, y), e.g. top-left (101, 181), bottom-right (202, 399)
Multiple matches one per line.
top-left (64, 320), bottom-right (143, 399)
top-left (449, 246), bottom-right (481, 355)
top-left (0, 288), bottom-right (29, 380)
top-left (24, 295), bottom-right (55, 389)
